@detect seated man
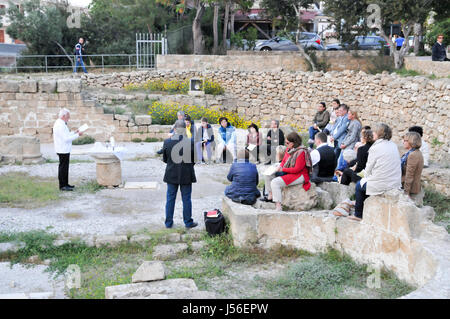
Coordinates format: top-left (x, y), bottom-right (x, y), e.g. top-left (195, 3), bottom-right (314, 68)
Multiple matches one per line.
top-left (308, 102), bottom-right (330, 148)
top-left (310, 132), bottom-right (336, 184)
top-left (224, 149), bottom-right (261, 205)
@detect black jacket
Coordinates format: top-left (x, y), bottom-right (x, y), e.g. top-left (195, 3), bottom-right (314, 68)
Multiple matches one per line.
top-left (267, 129), bottom-right (285, 146)
top-left (432, 42), bottom-right (447, 61)
top-left (348, 142), bottom-right (373, 173)
top-left (163, 135), bottom-right (196, 185)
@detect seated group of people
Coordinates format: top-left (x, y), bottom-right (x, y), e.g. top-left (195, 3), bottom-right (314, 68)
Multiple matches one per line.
top-left (223, 99), bottom-right (430, 218)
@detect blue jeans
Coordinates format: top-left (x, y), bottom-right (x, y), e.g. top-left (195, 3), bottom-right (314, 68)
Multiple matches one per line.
top-left (74, 56), bottom-right (87, 73)
top-left (308, 126), bottom-right (320, 147)
top-left (165, 183), bottom-right (194, 228)
top-left (355, 181), bottom-right (369, 218)
top-left (195, 141), bottom-right (212, 162)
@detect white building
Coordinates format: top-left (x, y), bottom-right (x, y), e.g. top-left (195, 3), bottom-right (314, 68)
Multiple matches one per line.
top-left (0, 0), bottom-right (22, 44)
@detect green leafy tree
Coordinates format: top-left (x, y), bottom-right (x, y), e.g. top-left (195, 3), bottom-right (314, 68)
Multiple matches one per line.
top-left (323, 0), bottom-right (444, 69)
top-left (425, 18), bottom-right (450, 48)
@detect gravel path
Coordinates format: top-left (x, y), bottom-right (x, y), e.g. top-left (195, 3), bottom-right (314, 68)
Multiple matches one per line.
top-left (0, 142), bottom-right (232, 237)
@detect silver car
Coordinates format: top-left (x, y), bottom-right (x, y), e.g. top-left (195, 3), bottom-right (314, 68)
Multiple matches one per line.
top-left (254, 33), bottom-right (324, 51)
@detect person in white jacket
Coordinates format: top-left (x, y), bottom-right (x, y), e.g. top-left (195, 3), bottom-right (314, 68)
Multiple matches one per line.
top-left (53, 108), bottom-right (82, 191)
top-left (350, 123), bottom-right (402, 221)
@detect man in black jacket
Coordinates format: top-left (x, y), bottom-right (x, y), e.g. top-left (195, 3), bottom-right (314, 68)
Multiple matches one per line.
top-left (432, 34), bottom-right (449, 61)
top-left (310, 132), bottom-right (336, 184)
top-left (163, 120), bottom-right (198, 229)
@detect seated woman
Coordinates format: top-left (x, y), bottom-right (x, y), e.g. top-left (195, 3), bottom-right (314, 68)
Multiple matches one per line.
top-left (246, 123), bottom-right (262, 164)
top-left (337, 109), bottom-right (362, 165)
top-left (195, 117), bottom-right (214, 164)
top-left (350, 123), bottom-right (402, 221)
top-left (224, 149), bottom-right (261, 205)
top-left (401, 132), bottom-right (424, 201)
top-left (261, 132), bottom-right (312, 211)
top-left (262, 145), bottom-right (287, 198)
top-left (340, 128), bottom-right (374, 185)
top-left (216, 117), bottom-right (237, 163)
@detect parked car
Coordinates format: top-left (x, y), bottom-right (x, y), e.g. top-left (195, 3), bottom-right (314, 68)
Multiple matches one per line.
top-left (326, 36), bottom-right (390, 54)
top-left (254, 33), bottom-right (324, 52)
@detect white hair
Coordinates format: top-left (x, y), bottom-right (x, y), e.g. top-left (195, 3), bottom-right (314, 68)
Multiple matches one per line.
top-left (59, 108), bottom-right (70, 118)
top-left (343, 149), bottom-right (357, 163)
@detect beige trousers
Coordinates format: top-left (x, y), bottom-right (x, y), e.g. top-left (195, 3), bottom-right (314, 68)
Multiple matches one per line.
top-left (265, 175), bottom-right (305, 203)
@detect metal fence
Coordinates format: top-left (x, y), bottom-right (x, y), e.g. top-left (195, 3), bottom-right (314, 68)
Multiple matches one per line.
top-left (136, 33), bottom-right (168, 69)
top-left (0, 53), bottom-right (157, 73)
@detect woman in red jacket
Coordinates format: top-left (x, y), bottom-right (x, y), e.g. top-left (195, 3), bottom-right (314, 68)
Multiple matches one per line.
top-left (262, 132), bottom-right (313, 211)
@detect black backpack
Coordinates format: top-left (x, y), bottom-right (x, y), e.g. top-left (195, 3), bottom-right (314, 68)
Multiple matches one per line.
top-left (203, 209), bottom-right (226, 236)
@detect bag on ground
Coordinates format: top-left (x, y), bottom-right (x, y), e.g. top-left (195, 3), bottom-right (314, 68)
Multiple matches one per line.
top-left (204, 209), bottom-right (226, 236)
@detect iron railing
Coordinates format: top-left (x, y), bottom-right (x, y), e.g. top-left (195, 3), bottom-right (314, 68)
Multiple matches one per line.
top-left (0, 53), bottom-right (159, 73)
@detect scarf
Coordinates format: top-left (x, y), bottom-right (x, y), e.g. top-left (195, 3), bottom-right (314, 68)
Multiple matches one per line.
top-left (283, 146), bottom-right (313, 175)
top-left (401, 148), bottom-right (415, 170)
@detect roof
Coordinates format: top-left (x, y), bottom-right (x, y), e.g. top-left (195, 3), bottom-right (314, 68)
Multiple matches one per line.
top-left (0, 43), bottom-right (27, 56)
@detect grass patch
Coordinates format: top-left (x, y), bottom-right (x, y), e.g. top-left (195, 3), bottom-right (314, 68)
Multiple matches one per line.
top-left (131, 138), bottom-right (142, 143)
top-left (144, 137), bottom-right (161, 143)
top-left (261, 248), bottom-right (414, 299)
top-left (72, 135), bottom-right (96, 145)
top-left (0, 172), bottom-right (59, 207)
top-left (128, 100), bottom-right (157, 115)
top-left (424, 188), bottom-right (450, 233)
top-left (394, 68), bottom-right (421, 77)
top-left (74, 180), bottom-right (104, 194)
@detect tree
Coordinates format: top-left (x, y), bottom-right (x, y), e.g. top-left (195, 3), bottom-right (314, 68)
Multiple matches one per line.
top-left (261, 0), bottom-right (318, 71)
top-left (323, 0), bottom-right (442, 69)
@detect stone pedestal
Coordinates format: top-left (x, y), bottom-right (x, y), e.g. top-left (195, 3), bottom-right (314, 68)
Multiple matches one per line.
top-left (95, 158), bottom-right (122, 187)
top-left (0, 136), bottom-right (44, 164)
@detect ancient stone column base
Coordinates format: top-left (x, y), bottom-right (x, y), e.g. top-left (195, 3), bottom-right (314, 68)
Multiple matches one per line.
top-left (96, 160), bottom-right (122, 187)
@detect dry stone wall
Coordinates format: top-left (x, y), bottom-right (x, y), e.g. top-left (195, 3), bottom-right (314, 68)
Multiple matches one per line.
top-left (81, 69), bottom-right (450, 163)
top-left (0, 78), bottom-right (163, 143)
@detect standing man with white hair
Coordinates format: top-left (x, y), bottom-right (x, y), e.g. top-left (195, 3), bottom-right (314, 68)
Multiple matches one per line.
top-left (53, 108), bottom-right (82, 191)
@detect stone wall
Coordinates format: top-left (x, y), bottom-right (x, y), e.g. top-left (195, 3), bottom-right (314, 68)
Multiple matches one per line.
top-left (222, 189), bottom-right (450, 297)
top-left (157, 51), bottom-right (385, 73)
top-left (404, 56), bottom-right (450, 77)
top-left (81, 70), bottom-right (450, 163)
top-left (0, 78), bottom-right (164, 144)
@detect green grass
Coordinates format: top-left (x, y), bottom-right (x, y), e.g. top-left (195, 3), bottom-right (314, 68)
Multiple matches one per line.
top-left (424, 188), bottom-right (450, 233)
top-left (0, 173), bottom-right (104, 207)
top-left (395, 68), bottom-right (421, 77)
top-left (261, 249), bottom-right (414, 299)
top-left (128, 100), bottom-right (156, 115)
top-left (0, 172), bottom-right (60, 206)
top-left (72, 135), bottom-right (96, 145)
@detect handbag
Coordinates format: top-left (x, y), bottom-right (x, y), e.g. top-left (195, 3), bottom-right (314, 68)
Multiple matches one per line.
top-left (203, 209), bottom-right (226, 236)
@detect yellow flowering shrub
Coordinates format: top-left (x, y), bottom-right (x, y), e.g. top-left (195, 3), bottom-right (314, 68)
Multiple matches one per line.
top-left (124, 78), bottom-right (224, 95)
top-left (148, 101), bottom-right (259, 129)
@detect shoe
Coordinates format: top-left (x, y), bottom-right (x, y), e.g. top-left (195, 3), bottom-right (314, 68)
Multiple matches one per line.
top-left (264, 160), bottom-right (271, 165)
top-left (67, 185), bottom-right (75, 189)
top-left (185, 222), bottom-right (198, 229)
top-left (156, 149), bottom-right (163, 155)
top-left (259, 196), bottom-right (273, 203)
top-left (60, 186), bottom-right (73, 191)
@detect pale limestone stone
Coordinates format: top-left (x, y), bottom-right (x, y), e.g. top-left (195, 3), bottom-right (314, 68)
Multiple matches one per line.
top-left (95, 235), bottom-right (128, 248)
top-left (129, 235), bottom-right (152, 245)
top-left (134, 115), bottom-right (152, 125)
top-left (57, 79), bottom-right (82, 93)
top-left (19, 80), bottom-right (37, 93)
top-left (318, 182), bottom-right (355, 207)
top-left (0, 80), bottom-right (19, 92)
top-left (132, 261), bottom-right (166, 283)
top-left (0, 136), bottom-right (44, 164)
top-left (96, 160), bottom-right (122, 187)
top-left (152, 243), bottom-right (188, 260)
top-left (282, 184), bottom-right (318, 211)
top-left (315, 187), bottom-right (334, 210)
top-left (105, 278), bottom-right (198, 299)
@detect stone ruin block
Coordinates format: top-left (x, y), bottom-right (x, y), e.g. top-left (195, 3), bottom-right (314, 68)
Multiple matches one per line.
top-left (0, 80), bottom-right (19, 93)
top-left (56, 79), bottom-right (82, 93)
top-left (19, 80), bottom-right (37, 93)
top-left (38, 80), bottom-right (57, 93)
top-left (0, 135), bottom-right (44, 164)
top-left (134, 115), bottom-right (152, 126)
top-left (282, 183), bottom-right (318, 211)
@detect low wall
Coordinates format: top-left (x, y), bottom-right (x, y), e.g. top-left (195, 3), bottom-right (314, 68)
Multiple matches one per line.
top-left (81, 69), bottom-right (450, 163)
top-left (404, 56), bottom-right (450, 77)
top-left (222, 189), bottom-right (450, 298)
top-left (157, 51), bottom-right (384, 73)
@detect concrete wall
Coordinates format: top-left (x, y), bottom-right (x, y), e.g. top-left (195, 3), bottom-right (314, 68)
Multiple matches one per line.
top-left (156, 51), bottom-right (385, 73)
top-left (404, 56), bottom-right (450, 77)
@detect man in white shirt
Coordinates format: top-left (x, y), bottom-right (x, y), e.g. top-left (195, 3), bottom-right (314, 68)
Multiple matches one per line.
top-left (53, 108), bottom-right (82, 191)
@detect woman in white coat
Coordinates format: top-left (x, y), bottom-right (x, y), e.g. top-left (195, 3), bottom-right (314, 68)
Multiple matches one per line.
top-left (349, 123), bottom-right (402, 221)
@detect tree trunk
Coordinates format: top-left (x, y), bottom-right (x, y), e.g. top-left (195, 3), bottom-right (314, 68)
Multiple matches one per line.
top-left (413, 23), bottom-right (422, 55)
top-left (230, 4), bottom-right (235, 35)
top-left (193, 1), bottom-right (205, 55)
top-left (377, 21), bottom-right (413, 69)
top-left (222, 0), bottom-right (230, 51)
top-left (293, 4), bottom-right (316, 71)
top-left (213, 2), bottom-right (219, 54)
